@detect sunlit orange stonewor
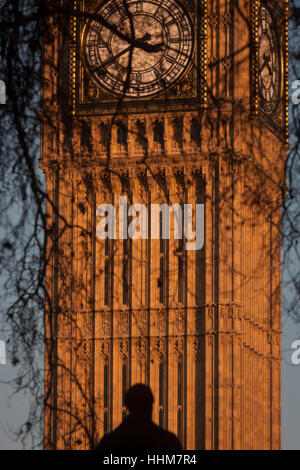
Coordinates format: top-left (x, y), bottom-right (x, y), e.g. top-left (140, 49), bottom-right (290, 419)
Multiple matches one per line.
top-left (40, 0), bottom-right (288, 450)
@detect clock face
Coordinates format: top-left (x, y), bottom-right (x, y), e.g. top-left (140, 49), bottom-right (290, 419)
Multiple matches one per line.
top-left (258, 6), bottom-right (281, 115)
top-left (83, 0), bottom-right (194, 98)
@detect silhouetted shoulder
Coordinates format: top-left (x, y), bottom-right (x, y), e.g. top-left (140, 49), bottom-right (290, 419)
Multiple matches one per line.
top-left (95, 415), bottom-right (182, 451)
top-left (149, 420), bottom-right (182, 450)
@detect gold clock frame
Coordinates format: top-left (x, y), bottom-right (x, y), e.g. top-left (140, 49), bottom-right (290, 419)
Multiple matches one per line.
top-left (69, 0), bottom-right (208, 114)
top-left (250, 0), bottom-right (289, 143)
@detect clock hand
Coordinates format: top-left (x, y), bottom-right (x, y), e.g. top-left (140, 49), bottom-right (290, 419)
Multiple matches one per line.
top-left (259, 54), bottom-right (270, 74)
top-left (259, 61), bottom-right (267, 74)
top-left (93, 45), bottom-right (132, 74)
top-left (141, 33), bottom-right (151, 42)
top-left (94, 33), bottom-right (161, 74)
top-left (92, 32), bottom-right (163, 76)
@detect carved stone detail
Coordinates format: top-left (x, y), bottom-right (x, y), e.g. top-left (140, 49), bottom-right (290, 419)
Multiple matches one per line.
top-left (175, 309), bottom-right (184, 335)
top-left (102, 312), bottom-right (110, 336)
top-left (136, 338), bottom-right (147, 366)
top-left (117, 311), bottom-right (129, 336)
top-left (193, 337), bottom-right (202, 361)
top-left (136, 309), bottom-right (148, 336)
top-left (156, 310), bottom-right (167, 335)
top-left (120, 340), bottom-right (129, 355)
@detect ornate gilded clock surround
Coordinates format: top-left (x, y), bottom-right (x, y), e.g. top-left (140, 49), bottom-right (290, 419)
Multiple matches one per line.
top-left (250, 0), bottom-right (289, 143)
top-left (69, 0), bottom-right (208, 113)
top-left (83, 0), bottom-right (194, 98)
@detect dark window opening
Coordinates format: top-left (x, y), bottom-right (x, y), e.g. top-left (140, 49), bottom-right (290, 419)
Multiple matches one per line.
top-left (159, 362), bottom-right (164, 406)
top-left (177, 409), bottom-right (182, 442)
top-left (117, 122), bottom-right (127, 148)
top-left (159, 258), bottom-right (164, 304)
top-left (105, 236), bottom-right (109, 256)
top-left (122, 363), bottom-right (127, 407)
top-left (190, 118), bottom-right (201, 146)
top-left (178, 255), bottom-right (183, 303)
top-left (153, 120), bottom-right (164, 147)
top-left (123, 237), bottom-right (128, 255)
top-left (100, 123), bottom-right (110, 148)
top-left (177, 361), bottom-right (183, 406)
top-left (104, 363), bottom-right (109, 408)
top-left (123, 257), bottom-right (129, 306)
top-left (159, 409), bottom-right (164, 428)
top-left (136, 120), bottom-right (147, 149)
top-left (104, 259), bottom-right (109, 306)
top-left (173, 118), bottom-right (183, 146)
top-left (80, 120), bottom-right (92, 153)
top-left (104, 410), bottom-right (108, 434)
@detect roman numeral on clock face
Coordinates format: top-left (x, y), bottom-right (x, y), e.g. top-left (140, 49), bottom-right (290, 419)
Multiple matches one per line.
top-left (112, 0), bottom-right (126, 18)
top-left (132, 73), bottom-right (141, 84)
top-left (154, 69), bottom-right (162, 79)
top-left (88, 39), bottom-right (107, 49)
top-left (165, 18), bottom-right (176, 28)
top-left (165, 55), bottom-right (175, 64)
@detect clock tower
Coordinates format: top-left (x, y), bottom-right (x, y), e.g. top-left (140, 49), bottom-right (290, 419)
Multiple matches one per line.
top-left (41, 0), bottom-right (288, 449)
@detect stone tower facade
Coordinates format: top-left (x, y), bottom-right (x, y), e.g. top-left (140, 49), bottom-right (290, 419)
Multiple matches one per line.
top-left (41, 0), bottom-right (288, 449)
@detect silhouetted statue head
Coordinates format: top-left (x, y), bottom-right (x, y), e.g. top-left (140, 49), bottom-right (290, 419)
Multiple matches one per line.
top-left (125, 384), bottom-right (154, 418)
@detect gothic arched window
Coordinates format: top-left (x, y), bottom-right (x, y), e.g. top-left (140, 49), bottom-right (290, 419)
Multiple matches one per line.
top-left (80, 120), bottom-right (92, 153)
top-left (100, 122), bottom-right (109, 149)
top-left (122, 358), bottom-right (128, 421)
top-left (104, 363), bottom-right (109, 408)
top-left (122, 362), bottom-right (127, 407)
top-left (178, 254), bottom-right (183, 304)
top-left (159, 360), bottom-right (165, 427)
top-left (153, 119), bottom-right (164, 147)
top-left (177, 359), bottom-right (183, 406)
top-left (177, 356), bottom-right (183, 442)
top-left (190, 118), bottom-right (201, 146)
top-left (136, 120), bottom-right (146, 147)
top-left (103, 358), bottom-right (110, 434)
top-left (123, 239), bottom-right (131, 306)
top-left (172, 118), bottom-right (183, 147)
top-left (117, 121), bottom-right (127, 149)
